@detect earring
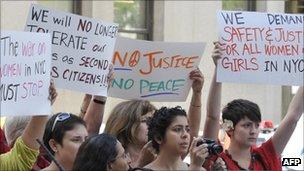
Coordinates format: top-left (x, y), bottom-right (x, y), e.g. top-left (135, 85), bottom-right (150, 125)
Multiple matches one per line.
top-left (107, 163), bottom-right (112, 170)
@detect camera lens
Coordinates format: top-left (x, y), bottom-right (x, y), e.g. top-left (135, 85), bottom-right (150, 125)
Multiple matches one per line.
top-left (196, 139), bottom-right (204, 147)
top-left (196, 138), bottom-right (223, 155)
top-left (210, 144), bottom-right (223, 155)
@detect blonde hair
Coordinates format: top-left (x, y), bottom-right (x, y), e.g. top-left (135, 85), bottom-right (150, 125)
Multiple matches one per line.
top-left (104, 100), bottom-right (156, 148)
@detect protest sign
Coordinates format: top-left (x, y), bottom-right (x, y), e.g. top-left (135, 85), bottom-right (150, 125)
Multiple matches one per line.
top-left (217, 11), bottom-right (303, 86)
top-left (25, 4), bottom-right (118, 96)
top-left (0, 31), bottom-right (51, 116)
top-left (109, 37), bottom-right (205, 102)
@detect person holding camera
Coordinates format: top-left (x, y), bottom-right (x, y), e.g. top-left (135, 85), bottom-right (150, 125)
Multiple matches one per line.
top-left (144, 106), bottom-right (208, 171)
top-left (203, 42), bottom-right (304, 170)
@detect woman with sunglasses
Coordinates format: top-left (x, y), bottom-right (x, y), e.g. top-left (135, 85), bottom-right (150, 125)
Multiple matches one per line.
top-left (73, 133), bottom-right (131, 171)
top-left (41, 112), bottom-right (88, 171)
top-left (40, 67), bottom-right (113, 170)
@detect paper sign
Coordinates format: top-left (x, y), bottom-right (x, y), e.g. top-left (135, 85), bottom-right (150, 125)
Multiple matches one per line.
top-left (109, 37), bottom-right (205, 102)
top-left (0, 31), bottom-right (51, 116)
top-left (25, 4), bottom-right (119, 95)
top-left (217, 11), bottom-right (303, 86)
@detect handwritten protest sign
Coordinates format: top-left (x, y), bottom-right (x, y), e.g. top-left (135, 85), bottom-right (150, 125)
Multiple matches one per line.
top-left (0, 31), bottom-right (51, 116)
top-left (217, 11), bottom-right (303, 86)
top-left (25, 4), bottom-right (118, 96)
top-left (109, 37), bottom-right (205, 102)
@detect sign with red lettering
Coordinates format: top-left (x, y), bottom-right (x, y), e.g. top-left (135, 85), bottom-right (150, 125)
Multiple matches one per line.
top-left (109, 37), bottom-right (205, 101)
top-left (0, 31), bottom-right (51, 116)
top-left (25, 4), bottom-right (118, 95)
top-left (217, 11), bottom-right (303, 86)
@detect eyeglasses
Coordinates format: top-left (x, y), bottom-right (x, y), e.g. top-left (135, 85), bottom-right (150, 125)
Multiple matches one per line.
top-left (51, 113), bottom-right (71, 132)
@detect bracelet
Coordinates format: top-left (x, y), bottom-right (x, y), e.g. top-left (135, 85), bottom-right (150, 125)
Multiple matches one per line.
top-left (193, 90), bottom-right (202, 94)
top-left (191, 104), bottom-right (201, 107)
top-left (93, 99), bottom-right (106, 105)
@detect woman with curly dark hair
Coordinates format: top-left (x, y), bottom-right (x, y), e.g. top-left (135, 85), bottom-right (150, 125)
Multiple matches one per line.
top-left (104, 68), bottom-right (204, 168)
top-left (144, 106), bottom-right (208, 171)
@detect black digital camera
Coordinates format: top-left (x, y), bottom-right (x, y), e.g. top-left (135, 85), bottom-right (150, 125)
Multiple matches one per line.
top-left (196, 138), bottom-right (223, 155)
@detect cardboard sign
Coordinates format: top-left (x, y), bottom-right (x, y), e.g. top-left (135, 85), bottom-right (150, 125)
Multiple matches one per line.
top-left (217, 11), bottom-right (303, 86)
top-left (0, 31), bottom-right (51, 116)
top-left (109, 37), bottom-right (205, 102)
top-left (25, 4), bottom-right (118, 95)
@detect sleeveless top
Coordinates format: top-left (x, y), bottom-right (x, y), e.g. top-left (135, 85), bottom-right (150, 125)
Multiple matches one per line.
top-left (204, 138), bottom-right (282, 171)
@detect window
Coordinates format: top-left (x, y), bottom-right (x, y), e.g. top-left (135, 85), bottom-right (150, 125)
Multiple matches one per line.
top-left (222, 0), bottom-right (256, 11)
top-left (37, 0), bottom-right (74, 13)
top-left (114, 0), bottom-right (153, 40)
top-left (285, 0), bottom-right (304, 13)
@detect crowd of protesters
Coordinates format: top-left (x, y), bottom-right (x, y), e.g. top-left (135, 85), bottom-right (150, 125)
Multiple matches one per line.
top-left (0, 43), bottom-right (303, 171)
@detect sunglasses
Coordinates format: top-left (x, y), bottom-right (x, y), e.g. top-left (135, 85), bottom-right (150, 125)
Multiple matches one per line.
top-left (51, 113), bottom-right (71, 132)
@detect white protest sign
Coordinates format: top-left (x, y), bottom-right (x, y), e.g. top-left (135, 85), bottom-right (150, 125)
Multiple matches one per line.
top-left (109, 37), bottom-right (205, 102)
top-left (0, 31), bottom-right (51, 116)
top-left (217, 11), bottom-right (303, 86)
top-left (25, 4), bottom-right (118, 96)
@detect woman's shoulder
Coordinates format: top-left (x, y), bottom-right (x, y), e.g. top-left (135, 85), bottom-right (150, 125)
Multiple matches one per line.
top-left (40, 165), bottom-right (55, 171)
top-left (40, 167), bottom-right (48, 171)
top-left (141, 162), bottom-right (163, 171)
top-left (141, 163), bottom-right (156, 171)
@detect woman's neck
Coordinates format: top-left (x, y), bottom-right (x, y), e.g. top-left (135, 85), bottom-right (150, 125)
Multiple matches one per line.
top-left (45, 157), bottom-right (72, 171)
top-left (151, 149), bottom-right (184, 170)
top-left (127, 143), bottom-right (143, 167)
top-left (228, 139), bottom-right (251, 157)
top-left (228, 140), bottom-right (252, 169)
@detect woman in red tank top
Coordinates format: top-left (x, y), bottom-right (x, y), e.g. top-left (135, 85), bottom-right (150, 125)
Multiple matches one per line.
top-left (203, 42), bottom-right (303, 170)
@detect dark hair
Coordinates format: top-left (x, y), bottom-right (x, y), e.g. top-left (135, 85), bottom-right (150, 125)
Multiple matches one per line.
top-left (147, 106), bottom-right (187, 153)
top-left (43, 112), bottom-right (86, 156)
top-left (222, 99), bottom-right (261, 127)
top-left (73, 133), bottom-right (118, 171)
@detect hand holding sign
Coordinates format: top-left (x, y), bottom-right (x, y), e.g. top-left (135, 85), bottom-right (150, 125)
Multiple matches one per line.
top-left (212, 42), bottom-right (224, 66)
top-left (48, 80), bottom-right (57, 105)
top-left (189, 68), bottom-right (204, 94)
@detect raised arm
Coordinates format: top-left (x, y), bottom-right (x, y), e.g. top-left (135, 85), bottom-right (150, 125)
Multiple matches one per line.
top-left (203, 42), bottom-right (223, 140)
top-left (188, 68), bottom-right (204, 141)
top-left (83, 66), bottom-right (113, 135)
top-left (79, 94), bottom-right (92, 119)
top-left (272, 86), bottom-right (303, 155)
top-left (22, 81), bottom-right (57, 150)
top-left (83, 95), bottom-right (107, 135)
